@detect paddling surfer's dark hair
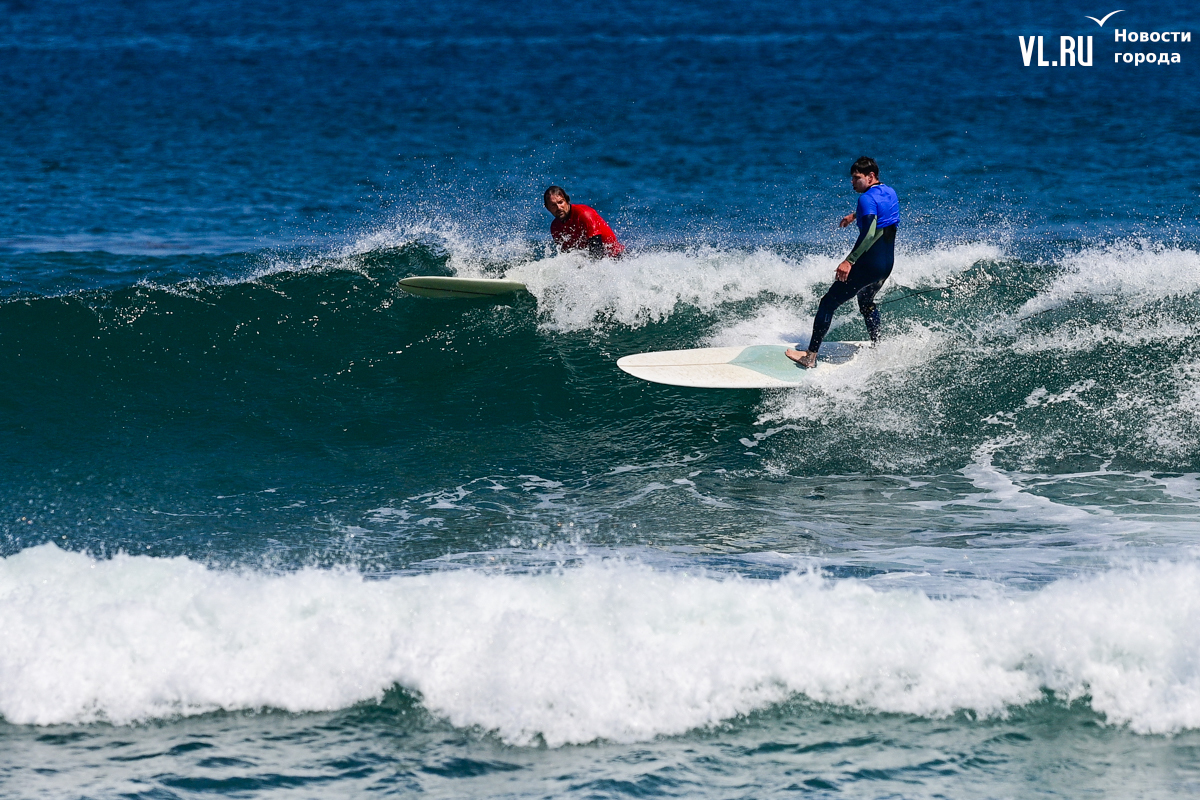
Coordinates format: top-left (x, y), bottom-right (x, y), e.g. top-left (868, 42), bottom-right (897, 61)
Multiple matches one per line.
top-left (850, 157), bottom-right (879, 177)
top-left (544, 186), bottom-right (569, 204)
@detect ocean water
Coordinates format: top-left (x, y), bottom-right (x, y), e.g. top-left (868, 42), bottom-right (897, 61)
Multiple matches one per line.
top-left (3, 1), bottom-right (1200, 797)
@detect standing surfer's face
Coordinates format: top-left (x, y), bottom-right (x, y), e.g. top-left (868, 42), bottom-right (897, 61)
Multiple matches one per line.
top-left (545, 194), bottom-right (572, 219)
top-left (851, 171), bottom-right (879, 193)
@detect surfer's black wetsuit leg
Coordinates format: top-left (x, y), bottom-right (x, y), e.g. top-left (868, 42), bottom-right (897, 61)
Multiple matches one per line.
top-left (806, 275), bottom-right (881, 352)
top-left (856, 276), bottom-right (887, 342)
top-left (805, 222), bottom-right (896, 353)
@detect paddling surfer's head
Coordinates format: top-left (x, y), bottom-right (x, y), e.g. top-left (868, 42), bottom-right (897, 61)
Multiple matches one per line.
top-left (850, 157), bottom-right (881, 193)
top-left (543, 186), bottom-right (572, 220)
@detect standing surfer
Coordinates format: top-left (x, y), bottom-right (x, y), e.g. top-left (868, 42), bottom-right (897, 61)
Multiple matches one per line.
top-left (787, 157), bottom-right (899, 368)
top-left (544, 186), bottom-right (625, 258)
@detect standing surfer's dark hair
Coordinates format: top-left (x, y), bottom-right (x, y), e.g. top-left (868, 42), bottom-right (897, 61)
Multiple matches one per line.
top-left (544, 186), bottom-right (569, 204)
top-left (850, 157), bottom-right (880, 177)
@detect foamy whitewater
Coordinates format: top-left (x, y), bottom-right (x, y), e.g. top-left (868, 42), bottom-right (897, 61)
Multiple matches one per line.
top-left (5, 546), bottom-right (1200, 746)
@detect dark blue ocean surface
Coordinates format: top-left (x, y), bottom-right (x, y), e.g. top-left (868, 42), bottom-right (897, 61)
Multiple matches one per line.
top-left (3, 0), bottom-right (1197, 255)
top-left (2, 1), bottom-right (1200, 798)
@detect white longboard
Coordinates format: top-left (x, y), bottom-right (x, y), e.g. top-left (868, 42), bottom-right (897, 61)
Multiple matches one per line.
top-left (398, 276), bottom-right (527, 299)
top-left (617, 342), bottom-right (867, 389)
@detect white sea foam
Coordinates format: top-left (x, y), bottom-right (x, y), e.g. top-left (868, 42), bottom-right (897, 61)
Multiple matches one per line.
top-left (239, 216), bottom-right (534, 286)
top-left (754, 326), bottom-right (946, 428)
top-left (1142, 357), bottom-right (1200, 460)
top-left (954, 444), bottom-right (1119, 527)
top-left (1146, 472), bottom-right (1200, 504)
top-left (4, 545), bottom-right (1200, 744)
top-left (343, 216), bottom-right (533, 270)
top-left (503, 242), bottom-right (1001, 333)
top-left (1018, 240), bottom-right (1200, 318)
top-left (702, 305), bottom-right (814, 348)
top-left (1014, 317), bottom-right (1195, 354)
top-left (891, 241), bottom-right (1005, 289)
top-left (505, 248), bottom-right (822, 332)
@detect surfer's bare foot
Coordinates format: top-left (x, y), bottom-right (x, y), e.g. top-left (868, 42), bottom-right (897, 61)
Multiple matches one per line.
top-left (785, 349), bottom-right (817, 368)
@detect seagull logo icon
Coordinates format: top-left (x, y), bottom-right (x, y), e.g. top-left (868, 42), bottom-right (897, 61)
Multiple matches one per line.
top-left (1085, 10), bottom-right (1124, 26)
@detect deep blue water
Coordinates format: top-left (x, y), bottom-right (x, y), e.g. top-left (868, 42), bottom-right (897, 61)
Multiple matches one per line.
top-left (2, 1), bottom-right (1200, 798)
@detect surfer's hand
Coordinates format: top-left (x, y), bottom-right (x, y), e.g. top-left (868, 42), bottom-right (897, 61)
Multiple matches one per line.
top-left (835, 261), bottom-right (851, 281)
top-left (839, 213), bottom-right (855, 228)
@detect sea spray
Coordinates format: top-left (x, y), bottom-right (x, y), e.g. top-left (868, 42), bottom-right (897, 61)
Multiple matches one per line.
top-left (506, 242), bottom-right (1002, 333)
top-left (4, 544), bottom-right (1200, 744)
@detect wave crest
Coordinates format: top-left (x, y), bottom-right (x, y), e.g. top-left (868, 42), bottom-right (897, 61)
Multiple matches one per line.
top-left (4, 545), bottom-right (1200, 744)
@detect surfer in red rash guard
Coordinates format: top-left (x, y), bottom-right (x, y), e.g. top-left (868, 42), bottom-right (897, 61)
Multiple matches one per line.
top-left (543, 186), bottom-right (625, 258)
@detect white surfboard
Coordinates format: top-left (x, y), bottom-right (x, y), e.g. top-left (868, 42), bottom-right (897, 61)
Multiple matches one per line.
top-left (398, 276), bottom-right (527, 299)
top-left (617, 341), bottom-right (867, 389)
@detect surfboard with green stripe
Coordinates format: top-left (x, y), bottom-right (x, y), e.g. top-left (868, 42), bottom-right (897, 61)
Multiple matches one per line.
top-left (617, 342), bottom-right (866, 388)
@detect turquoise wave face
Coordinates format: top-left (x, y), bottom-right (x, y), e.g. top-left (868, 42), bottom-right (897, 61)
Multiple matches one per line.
top-left (1, 235), bottom-right (1197, 571)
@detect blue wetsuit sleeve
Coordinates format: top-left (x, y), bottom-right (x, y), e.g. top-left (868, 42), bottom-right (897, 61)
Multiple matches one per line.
top-left (846, 214), bottom-right (884, 264)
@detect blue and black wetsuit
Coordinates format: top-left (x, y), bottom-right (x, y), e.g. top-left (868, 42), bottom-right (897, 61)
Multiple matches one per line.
top-left (806, 183), bottom-right (900, 353)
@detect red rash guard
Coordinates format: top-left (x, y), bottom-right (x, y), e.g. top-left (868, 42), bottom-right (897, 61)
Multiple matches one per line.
top-left (550, 204), bottom-right (624, 257)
